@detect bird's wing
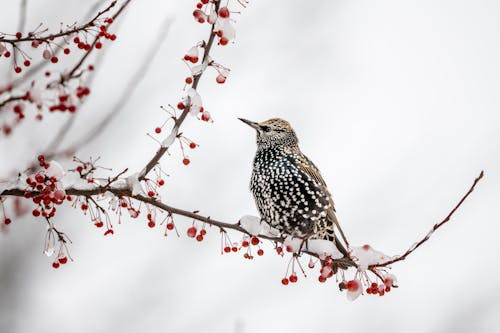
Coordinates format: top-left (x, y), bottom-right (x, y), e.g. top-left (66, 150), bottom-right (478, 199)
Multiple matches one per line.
top-left (286, 146), bottom-right (349, 251)
top-left (291, 149), bottom-right (336, 213)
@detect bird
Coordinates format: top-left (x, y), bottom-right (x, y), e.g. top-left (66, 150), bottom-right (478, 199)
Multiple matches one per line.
top-left (239, 117), bottom-right (349, 257)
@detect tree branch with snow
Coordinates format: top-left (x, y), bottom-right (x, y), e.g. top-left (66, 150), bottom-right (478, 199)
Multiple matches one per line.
top-left (0, 0), bottom-right (485, 301)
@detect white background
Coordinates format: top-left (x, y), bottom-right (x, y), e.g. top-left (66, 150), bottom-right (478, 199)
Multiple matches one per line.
top-left (1, 1), bottom-right (499, 332)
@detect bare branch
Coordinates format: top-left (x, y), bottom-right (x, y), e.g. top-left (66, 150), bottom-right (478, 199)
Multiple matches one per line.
top-left (371, 170), bottom-right (485, 268)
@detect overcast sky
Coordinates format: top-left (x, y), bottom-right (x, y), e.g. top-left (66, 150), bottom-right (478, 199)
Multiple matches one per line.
top-left (1, 1), bottom-right (500, 332)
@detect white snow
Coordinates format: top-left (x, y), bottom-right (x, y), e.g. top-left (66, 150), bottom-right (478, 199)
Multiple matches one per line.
top-left (306, 239), bottom-right (343, 259)
top-left (215, 18), bottom-right (236, 40)
top-left (126, 173), bottom-right (145, 196)
top-left (346, 279), bottom-right (363, 301)
top-left (187, 88), bottom-right (203, 108)
top-left (350, 244), bottom-right (394, 270)
top-left (239, 215), bottom-right (263, 236)
top-left (283, 236), bottom-right (303, 253)
top-left (161, 128), bottom-right (178, 147)
top-left (60, 171), bottom-right (80, 188)
top-left (46, 160), bottom-right (65, 180)
top-left (0, 178), bottom-right (23, 194)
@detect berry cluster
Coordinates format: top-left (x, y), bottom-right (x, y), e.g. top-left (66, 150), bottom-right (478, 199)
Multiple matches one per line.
top-left (24, 156), bottom-right (66, 219)
top-left (0, 2), bottom-right (123, 137)
top-left (186, 224), bottom-right (207, 242)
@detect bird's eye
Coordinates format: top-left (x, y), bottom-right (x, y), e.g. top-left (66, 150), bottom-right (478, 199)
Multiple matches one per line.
top-left (261, 126), bottom-right (271, 132)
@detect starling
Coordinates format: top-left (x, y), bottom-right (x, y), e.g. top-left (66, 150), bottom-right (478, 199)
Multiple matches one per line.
top-left (239, 118), bottom-right (349, 257)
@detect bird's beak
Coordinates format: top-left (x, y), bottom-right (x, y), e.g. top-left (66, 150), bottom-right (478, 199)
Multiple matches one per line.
top-left (238, 118), bottom-right (261, 131)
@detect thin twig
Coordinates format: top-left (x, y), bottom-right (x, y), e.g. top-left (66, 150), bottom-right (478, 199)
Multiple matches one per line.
top-left (8, 0), bottom-right (103, 90)
top-left (138, 0), bottom-right (221, 181)
top-left (53, 16), bottom-right (173, 155)
top-left (0, 1), bottom-right (116, 44)
top-left (370, 170), bottom-right (485, 268)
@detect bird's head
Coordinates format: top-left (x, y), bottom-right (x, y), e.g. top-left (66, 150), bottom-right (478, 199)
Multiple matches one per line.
top-left (239, 118), bottom-right (298, 149)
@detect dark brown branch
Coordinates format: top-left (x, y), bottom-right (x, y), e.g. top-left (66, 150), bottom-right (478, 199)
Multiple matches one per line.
top-left (370, 170), bottom-right (484, 268)
top-left (0, 1), bottom-right (116, 43)
top-left (138, 0), bottom-right (221, 180)
top-left (1, 171), bottom-right (483, 270)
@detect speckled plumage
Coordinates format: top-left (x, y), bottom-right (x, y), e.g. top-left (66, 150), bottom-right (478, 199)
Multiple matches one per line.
top-left (240, 118), bottom-right (348, 256)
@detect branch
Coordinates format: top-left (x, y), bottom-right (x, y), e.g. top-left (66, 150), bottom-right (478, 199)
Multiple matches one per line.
top-left (370, 170), bottom-right (485, 268)
top-left (46, 0), bottom-right (132, 88)
top-left (0, 1), bottom-right (116, 44)
top-left (8, 0), bottom-right (103, 90)
top-left (138, 0), bottom-right (222, 181)
top-left (52, 16), bottom-right (173, 156)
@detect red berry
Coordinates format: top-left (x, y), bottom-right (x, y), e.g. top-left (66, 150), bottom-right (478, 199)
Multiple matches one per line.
top-left (231, 246), bottom-right (238, 252)
top-left (52, 262), bottom-right (60, 269)
top-left (4, 218), bottom-right (11, 225)
top-left (187, 226), bottom-right (197, 238)
top-left (196, 234), bottom-right (203, 242)
top-left (200, 229), bottom-right (207, 236)
top-left (4, 51), bottom-right (10, 58)
top-left (110, 34), bottom-right (116, 41)
top-left (51, 56), bottom-right (58, 63)
top-left (182, 158), bottom-right (190, 166)
top-left (281, 278), bottom-right (289, 285)
top-left (219, 37), bottom-right (229, 46)
top-left (74, 37), bottom-right (80, 43)
top-left (32, 209), bottom-right (41, 217)
top-left (155, 127), bottom-right (161, 134)
top-left (94, 221), bottom-right (104, 228)
top-left (166, 222), bottom-right (174, 230)
top-left (189, 142), bottom-right (196, 149)
top-left (197, 3), bottom-right (203, 9)
top-left (223, 246), bottom-right (231, 253)
top-left (242, 240), bottom-right (249, 247)
top-left (346, 280), bottom-right (360, 292)
top-left (58, 256), bottom-right (68, 264)
top-left (23, 60), bottom-right (30, 67)
top-left (64, 48), bottom-right (70, 54)
top-left (14, 66), bottom-right (22, 73)
top-left (95, 42), bottom-right (102, 49)
top-left (289, 274), bottom-right (298, 283)
top-left (216, 74), bottom-right (226, 84)
top-left (250, 237), bottom-right (259, 246)
top-left (148, 221), bottom-right (155, 228)
top-left (185, 77), bottom-right (193, 84)
top-left (257, 249), bottom-right (264, 256)
top-left (177, 102), bottom-right (185, 110)
top-left (147, 191), bottom-right (155, 197)
top-left (16, 32), bottom-right (22, 39)
top-left (157, 179), bottom-right (165, 186)
top-left (218, 7), bottom-right (230, 18)
top-left (104, 229), bottom-right (114, 236)
top-left (318, 275), bottom-right (326, 283)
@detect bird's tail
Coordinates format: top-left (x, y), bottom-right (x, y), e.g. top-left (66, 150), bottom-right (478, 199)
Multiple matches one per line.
top-left (328, 211), bottom-right (350, 258)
